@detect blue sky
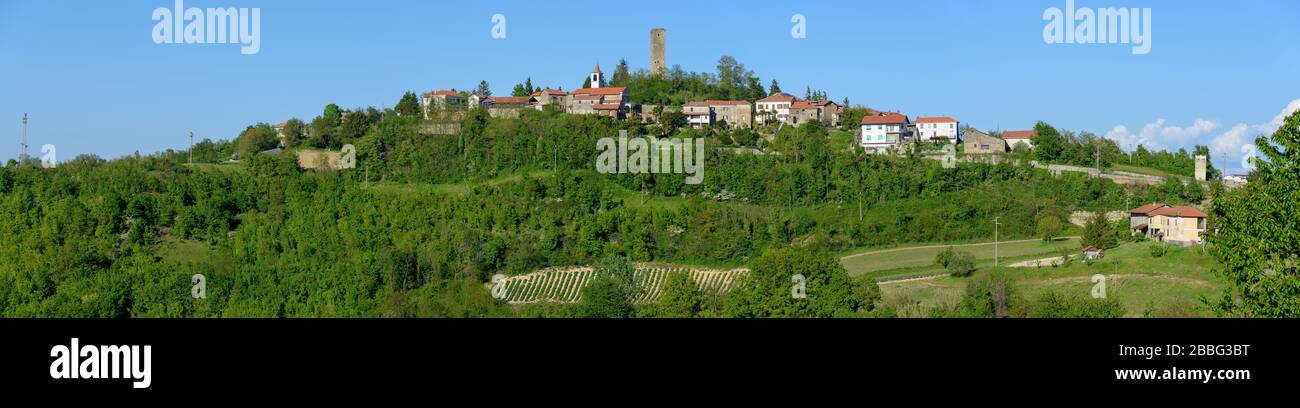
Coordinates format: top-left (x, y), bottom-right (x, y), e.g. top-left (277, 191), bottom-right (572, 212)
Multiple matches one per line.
top-left (1, 0), bottom-right (1297, 173)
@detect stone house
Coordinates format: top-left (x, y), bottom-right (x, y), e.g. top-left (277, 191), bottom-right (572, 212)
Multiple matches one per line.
top-left (962, 128), bottom-right (1007, 154)
top-left (706, 100), bottom-right (753, 129)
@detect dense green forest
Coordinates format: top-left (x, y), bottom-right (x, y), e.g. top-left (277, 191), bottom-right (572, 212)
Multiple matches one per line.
top-left (0, 96), bottom-right (1241, 317)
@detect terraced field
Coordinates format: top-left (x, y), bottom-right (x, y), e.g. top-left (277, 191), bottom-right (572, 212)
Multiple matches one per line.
top-left (494, 264), bottom-right (748, 304)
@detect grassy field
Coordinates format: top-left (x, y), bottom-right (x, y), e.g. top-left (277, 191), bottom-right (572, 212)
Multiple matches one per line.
top-left (1110, 164), bottom-right (1191, 181)
top-left (875, 242), bottom-right (1225, 317)
top-left (840, 237), bottom-right (1080, 278)
top-left (829, 129), bottom-right (857, 151)
top-left (155, 236), bottom-right (211, 264)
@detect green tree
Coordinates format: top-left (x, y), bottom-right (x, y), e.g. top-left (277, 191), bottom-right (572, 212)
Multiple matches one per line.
top-left (935, 246), bottom-right (956, 269)
top-left (611, 59), bottom-right (630, 87)
top-left (1081, 211), bottom-right (1118, 250)
top-left (1031, 121), bottom-right (1066, 162)
top-left (323, 103), bottom-right (341, 124)
top-left (394, 91), bottom-right (420, 117)
top-left (726, 246), bottom-right (870, 317)
top-left (308, 104), bottom-right (342, 148)
top-left (280, 118), bottom-right (305, 148)
top-left (946, 252), bottom-right (976, 277)
top-left (655, 271), bottom-right (700, 318)
top-left (956, 271), bottom-right (1016, 318)
top-left (475, 80), bottom-right (492, 96)
top-left (1037, 214), bottom-right (1062, 242)
top-left (594, 254), bottom-right (641, 299)
top-left (337, 110), bottom-right (371, 145)
top-left (571, 274), bottom-right (633, 318)
top-left (234, 123), bottom-right (280, 156)
top-left (1183, 179), bottom-right (1206, 203)
top-left (511, 83), bottom-right (528, 97)
top-left (1208, 110), bottom-right (1300, 317)
top-left (769, 79), bottom-right (781, 95)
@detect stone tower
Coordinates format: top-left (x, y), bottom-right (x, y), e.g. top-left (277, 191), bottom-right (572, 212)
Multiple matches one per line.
top-left (1195, 154), bottom-right (1207, 181)
top-left (650, 28), bottom-right (666, 76)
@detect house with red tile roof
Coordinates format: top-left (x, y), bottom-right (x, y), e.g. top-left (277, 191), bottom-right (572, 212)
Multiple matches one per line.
top-left (531, 89), bottom-right (568, 107)
top-left (564, 86), bottom-right (628, 119)
top-left (1129, 203), bottom-right (1209, 245)
top-left (420, 90), bottom-right (465, 118)
top-left (915, 116), bottom-right (959, 144)
top-left (272, 121), bottom-right (289, 146)
top-left (860, 113), bottom-right (912, 154)
top-left (1003, 130), bottom-right (1035, 150)
top-left (790, 100), bottom-right (842, 127)
top-left (755, 92), bottom-right (798, 125)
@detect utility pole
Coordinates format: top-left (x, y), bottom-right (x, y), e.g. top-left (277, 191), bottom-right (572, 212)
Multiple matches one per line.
top-left (994, 217), bottom-right (1001, 270)
top-left (188, 131), bottom-right (194, 164)
top-left (20, 113), bottom-right (29, 162)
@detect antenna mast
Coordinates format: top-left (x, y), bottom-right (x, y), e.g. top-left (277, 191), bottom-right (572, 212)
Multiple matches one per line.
top-left (20, 113), bottom-right (29, 162)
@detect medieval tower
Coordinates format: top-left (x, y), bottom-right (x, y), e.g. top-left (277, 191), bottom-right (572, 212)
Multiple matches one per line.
top-left (650, 28), bottom-right (666, 76)
top-left (1195, 154), bottom-right (1208, 181)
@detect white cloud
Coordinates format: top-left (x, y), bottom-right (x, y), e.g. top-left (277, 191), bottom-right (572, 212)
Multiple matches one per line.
top-left (1209, 98), bottom-right (1300, 175)
top-left (1104, 99), bottom-right (1300, 176)
top-left (1104, 118), bottom-right (1217, 152)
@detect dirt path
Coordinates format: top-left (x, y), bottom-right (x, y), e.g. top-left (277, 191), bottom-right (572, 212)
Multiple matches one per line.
top-left (878, 274), bottom-right (949, 285)
top-left (839, 237), bottom-right (1080, 261)
top-left (1007, 255), bottom-right (1071, 268)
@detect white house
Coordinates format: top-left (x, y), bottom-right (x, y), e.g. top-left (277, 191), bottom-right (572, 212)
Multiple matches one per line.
top-left (755, 92), bottom-right (797, 125)
top-left (860, 113), bottom-right (911, 154)
top-left (683, 101), bottom-right (713, 128)
top-left (915, 116), bottom-right (959, 144)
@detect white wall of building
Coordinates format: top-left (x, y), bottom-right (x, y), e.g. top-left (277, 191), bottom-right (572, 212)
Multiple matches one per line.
top-left (917, 121), bottom-right (958, 143)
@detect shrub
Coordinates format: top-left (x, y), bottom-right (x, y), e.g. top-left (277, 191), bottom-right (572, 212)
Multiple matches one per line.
top-left (569, 275), bottom-right (633, 318)
top-left (946, 252), bottom-right (977, 277)
top-left (1029, 291), bottom-right (1124, 318)
top-left (1037, 214), bottom-right (1062, 242)
top-left (934, 246), bottom-right (956, 269)
top-left (1081, 211), bottom-right (1119, 250)
top-left (1150, 243), bottom-right (1169, 258)
top-left (957, 272), bottom-right (1016, 318)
